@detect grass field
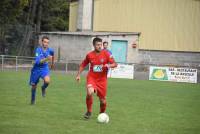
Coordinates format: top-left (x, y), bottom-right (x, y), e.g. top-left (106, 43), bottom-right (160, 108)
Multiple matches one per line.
top-left (0, 71), bottom-right (200, 134)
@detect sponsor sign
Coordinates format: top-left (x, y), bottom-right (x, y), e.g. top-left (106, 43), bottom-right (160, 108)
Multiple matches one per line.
top-left (108, 64), bottom-right (134, 79)
top-left (149, 66), bottom-right (197, 83)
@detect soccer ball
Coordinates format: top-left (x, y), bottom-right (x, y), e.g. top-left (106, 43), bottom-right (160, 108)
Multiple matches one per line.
top-left (97, 113), bottom-right (109, 123)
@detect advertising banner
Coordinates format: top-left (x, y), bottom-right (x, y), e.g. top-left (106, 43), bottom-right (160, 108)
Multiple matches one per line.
top-left (149, 66), bottom-right (197, 83)
top-left (108, 64), bottom-right (134, 79)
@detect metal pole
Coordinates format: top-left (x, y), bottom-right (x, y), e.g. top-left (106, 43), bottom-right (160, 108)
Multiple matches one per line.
top-left (1, 55), bottom-right (4, 71)
top-left (133, 64), bottom-right (134, 79)
top-left (65, 62), bottom-right (68, 73)
top-left (16, 56), bottom-right (18, 71)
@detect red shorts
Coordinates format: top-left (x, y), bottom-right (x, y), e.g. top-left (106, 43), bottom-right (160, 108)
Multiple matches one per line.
top-left (86, 76), bottom-right (107, 99)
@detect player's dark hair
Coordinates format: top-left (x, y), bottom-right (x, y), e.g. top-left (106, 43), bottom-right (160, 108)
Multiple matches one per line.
top-left (93, 37), bottom-right (102, 45)
top-left (103, 41), bottom-right (108, 45)
top-left (42, 36), bottom-right (49, 41)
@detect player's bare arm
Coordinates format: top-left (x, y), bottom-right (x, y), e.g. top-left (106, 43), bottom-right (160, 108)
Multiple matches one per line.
top-left (76, 54), bottom-right (89, 82)
top-left (76, 65), bottom-right (85, 82)
top-left (103, 62), bottom-right (117, 69)
top-left (40, 56), bottom-right (53, 64)
top-left (50, 56), bottom-right (55, 69)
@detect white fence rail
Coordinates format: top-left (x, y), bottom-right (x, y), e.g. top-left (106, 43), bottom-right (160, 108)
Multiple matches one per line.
top-left (0, 55), bottom-right (34, 71)
top-left (0, 55), bottom-right (81, 73)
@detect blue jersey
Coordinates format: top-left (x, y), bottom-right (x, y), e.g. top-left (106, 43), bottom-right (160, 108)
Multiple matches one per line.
top-left (33, 46), bottom-right (54, 69)
top-left (103, 48), bottom-right (112, 55)
top-left (29, 46), bottom-right (54, 85)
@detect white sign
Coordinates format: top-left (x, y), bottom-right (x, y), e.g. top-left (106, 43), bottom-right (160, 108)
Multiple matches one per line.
top-left (108, 64), bottom-right (134, 79)
top-left (149, 66), bottom-right (197, 83)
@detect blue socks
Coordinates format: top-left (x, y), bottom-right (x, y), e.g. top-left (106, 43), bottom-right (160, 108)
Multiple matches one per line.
top-left (42, 83), bottom-right (49, 90)
top-left (42, 83), bottom-right (49, 97)
top-left (31, 83), bottom-right (49, 104)
top-left (31, 88), bottom-right (36, 104)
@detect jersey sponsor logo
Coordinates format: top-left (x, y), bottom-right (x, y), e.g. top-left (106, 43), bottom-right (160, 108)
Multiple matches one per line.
top-left (93, 65), bottom-right (103, 72)
top-left (35, 53), bottom-right (39, 56)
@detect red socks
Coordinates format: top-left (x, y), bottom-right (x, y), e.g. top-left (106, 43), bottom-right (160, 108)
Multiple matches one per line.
top-left (86, 95), bottom-right (107, 113)
top-left (86, 95), bottom-right (93, 113)
top-left (100, 100), bottom-right (107, 113)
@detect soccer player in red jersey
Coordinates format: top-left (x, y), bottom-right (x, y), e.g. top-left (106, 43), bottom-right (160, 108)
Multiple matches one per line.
top-left (76, 37), bottom-right (117, 119)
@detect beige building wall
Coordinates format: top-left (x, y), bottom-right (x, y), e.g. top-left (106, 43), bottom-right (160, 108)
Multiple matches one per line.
top-left (69, 0), bottom-right (200, 52)
top-left (93, 0), bottom-right (200, 52)
top-left (69, 2), bottom-right (78, 31)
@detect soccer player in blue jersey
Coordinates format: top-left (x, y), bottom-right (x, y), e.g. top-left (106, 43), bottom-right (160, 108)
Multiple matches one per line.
top-left (103, 41), bottom-right (112, 54)
top-left (29, 36), bottom-right (54, 105)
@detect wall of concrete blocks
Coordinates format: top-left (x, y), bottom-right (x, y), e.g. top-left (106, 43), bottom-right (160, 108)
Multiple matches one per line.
top-left (134, 50), bottom-right (200, 83)
top-left (40, 33), bottom-right (139, 63)
top-left (40, 34), bottom-right (91, 62)
top-left (136, 50), bottom-right (200, 66)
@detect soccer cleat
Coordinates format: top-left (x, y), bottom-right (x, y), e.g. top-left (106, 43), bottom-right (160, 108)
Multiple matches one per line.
top-left (30, 100), bottom-right (35, 105)
top-left (84, 112), bottom-right (92, 119)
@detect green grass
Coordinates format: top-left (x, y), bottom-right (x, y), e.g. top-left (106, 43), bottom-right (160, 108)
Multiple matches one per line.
top-left (0, 71), bottom-right (200, 134)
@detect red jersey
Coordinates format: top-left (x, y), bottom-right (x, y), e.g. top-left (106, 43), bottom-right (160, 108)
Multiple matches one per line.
top-left (81, 50), bottom-right (115, 79)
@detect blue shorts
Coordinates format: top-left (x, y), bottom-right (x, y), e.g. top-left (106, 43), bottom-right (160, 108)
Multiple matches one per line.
top-left (29, 68), bottom-right (50, 85)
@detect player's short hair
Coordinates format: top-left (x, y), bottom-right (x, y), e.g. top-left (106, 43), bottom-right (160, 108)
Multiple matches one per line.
top-left (103, 41), bottom-right (108, 45)
top-left (42, 36), bottom-right (49, 41)
top-left (93, 37), bottom-right (102, 45)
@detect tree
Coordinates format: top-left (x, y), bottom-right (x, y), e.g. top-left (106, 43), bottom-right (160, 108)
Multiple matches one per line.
top-left (0, 0), bottom-right (29, 55)
top-left (41, 0), bottom-right (69, 31)
top-left (0, 0), bottom-right (69, 55)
